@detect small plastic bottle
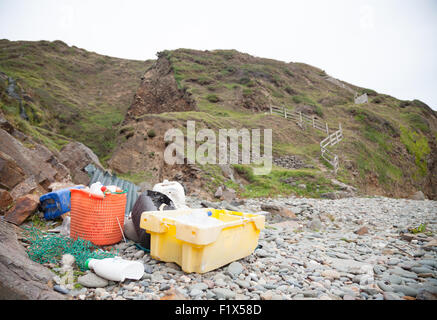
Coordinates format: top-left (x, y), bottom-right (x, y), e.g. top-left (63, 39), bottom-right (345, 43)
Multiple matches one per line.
top-left (85, 257), bottom-right (144, 282)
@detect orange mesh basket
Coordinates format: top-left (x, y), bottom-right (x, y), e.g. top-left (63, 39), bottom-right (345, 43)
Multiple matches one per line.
top-left (70, 188), bottom-right (127, 246)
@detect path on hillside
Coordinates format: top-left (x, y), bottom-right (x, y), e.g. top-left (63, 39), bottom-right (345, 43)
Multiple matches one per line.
top-left (270, 106), bottom-right (343, 173)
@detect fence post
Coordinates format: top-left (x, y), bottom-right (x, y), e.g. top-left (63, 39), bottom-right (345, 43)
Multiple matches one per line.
top-left (299, 112), bottom-right (302, 125)
top-left (284, 107), bottom-right (287, 119)
top-left (312, 116), bottom-right (315, 128)
top-left (270, 105), bottom-right (272, 115)
top-left (326, 123), bottom-right (329, 135)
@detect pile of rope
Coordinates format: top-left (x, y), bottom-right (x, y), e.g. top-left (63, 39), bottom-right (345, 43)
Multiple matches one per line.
top-left (22, 226), bottom-right (117, 271)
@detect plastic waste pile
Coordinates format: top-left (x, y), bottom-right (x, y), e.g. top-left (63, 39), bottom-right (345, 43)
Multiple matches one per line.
top-left (23, 226), bottom-right (144, 281)
top-left (22, 226), bottom-right (117, 271)
top-left (87, 181), bottom-right (124, 198)
top-left (124, 190), bottom-right (176, 249)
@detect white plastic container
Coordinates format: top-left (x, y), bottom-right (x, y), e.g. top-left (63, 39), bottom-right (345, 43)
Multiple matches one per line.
top-left (89, 182), bottom-right (104, 198)
top-left (86, 257), bottom-right (144, 282)
top-left (152, 180), bottom-right (187, 209)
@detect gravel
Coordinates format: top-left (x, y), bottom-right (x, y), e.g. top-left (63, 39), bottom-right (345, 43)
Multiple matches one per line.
top-left (65, 195), bottom-right (436, 300)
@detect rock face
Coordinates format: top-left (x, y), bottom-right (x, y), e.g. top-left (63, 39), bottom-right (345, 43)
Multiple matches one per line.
top-left (4, 194), bottom-right (39, 225)
top-left (59, 142), bottom-right (104, 185)
top-left (0, 128), bottom-right (70, 189)
top-left (124, 55), bottom-right (197, 122)
top-left (0, 219), bottom-right (65, 299)
top-left (0, 127), bottom-right (71, 200)
top-left (0, 189), bottom-right (13, 214)
top-left (9, 176), bottom-right (39, 199)
top-left (0, 150), bottom-right (26, 190)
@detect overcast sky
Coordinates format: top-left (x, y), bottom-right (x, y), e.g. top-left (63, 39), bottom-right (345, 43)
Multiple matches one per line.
top-left (1, 0), bottom-right (436, 109)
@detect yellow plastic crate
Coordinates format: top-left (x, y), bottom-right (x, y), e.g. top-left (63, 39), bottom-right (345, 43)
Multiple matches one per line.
top-left (139, 208), bottom-right (265, 273)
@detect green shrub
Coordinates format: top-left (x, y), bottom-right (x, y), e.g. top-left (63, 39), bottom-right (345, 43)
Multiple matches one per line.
top-left (197, 76), bottom-right (213, 85)
top-left (284, 69), bottom-right (294, 77)
top-left (242, 88), bottom-right (252, 97)
top-left (292, 95), bottom-right (303, 104)
top-left (206, 94), bottom-right (219, 103)
top-left (400, 126), bottom-right (430, 177)
top-left (147, 129), bottom-right (156, 138)
top-left (285, 86), bottom-right (297, 95)
top-left (411, 99), bottom-right (429, 108)
top-left (372, 96), bottom-right (383, 104)
top-left (399, 100), bottom-right (410, 108)
top-left (401, 113), bottom-right (429, 132)
top-left (238, 77), bottom-right (251, 85)
top-left (361, 88), bottom-right (378, 96)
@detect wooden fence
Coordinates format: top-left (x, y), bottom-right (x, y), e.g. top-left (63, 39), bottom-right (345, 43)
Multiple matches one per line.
top-left (269, 105), bottom-right (343, 174)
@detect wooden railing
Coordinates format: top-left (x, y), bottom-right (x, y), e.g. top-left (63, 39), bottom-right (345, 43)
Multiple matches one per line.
top-left (269, 105), bottom-right (343, 174)
top-left (320, 124), bottom-right (343, 173)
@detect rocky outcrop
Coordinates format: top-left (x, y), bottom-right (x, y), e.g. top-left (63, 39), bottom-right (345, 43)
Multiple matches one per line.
top-left (4, 194), bottom-right (39, 225)
top-left (0, 150), bottom-right (26, 190)
top-left (0, 189), bottom-right (13, 214)
top-left (274, 155), bottom-right (314, 170)
top-left (0, 127), bottom-right (71, 199)
top-left (0, 129), bottom-right (69, 184)
top-left (0, 219), bottom-right (65, 299)
top-left (58, 142), bottom-right (104, 185)
top-left (124, 55), bottom-right (197, 122)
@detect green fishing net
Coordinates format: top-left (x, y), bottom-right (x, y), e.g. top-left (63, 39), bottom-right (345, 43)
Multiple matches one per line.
top-left (22, 226), bottom-right (118, 271)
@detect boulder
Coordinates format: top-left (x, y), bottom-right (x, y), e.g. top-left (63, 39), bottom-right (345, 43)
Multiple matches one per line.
top-left (0, 113), bottom-right (14, 134)
top-left (0, 129), bottom-right (70, 186)
top-left (0, 151), bottom-right (26, 190)
top-left (214, 186), bottom-right (223, 198)
top-left (219, 164), bottom-right (235, 181)
top-left (10, 176), bottom-right (40, 200)
top-left (354, 226), bottom-right (369, 235)
top-left (0, 219), bottom-right (65, 299)
top-left (260, 204), bottom-right (296, 219)
top-left (221, 187), bottom-right (236, 202)
top-left (59, 142), bottom-right (104, 185)
top-left (330, 179), bottom-right (357, 193)
top-left (321, 191), bottom-right (353, 199)
top-left (77, 273), bottom-right (108, 288)
top-left (4, 194), bottom-right (39, 225)
top-left (410, 191), bottom-right (426, 200)
top-left (0, 189), bottom-right (13, 214)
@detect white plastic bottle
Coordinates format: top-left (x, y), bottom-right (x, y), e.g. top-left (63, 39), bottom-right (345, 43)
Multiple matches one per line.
top-left (86, 257), bottom-right (144, 282)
